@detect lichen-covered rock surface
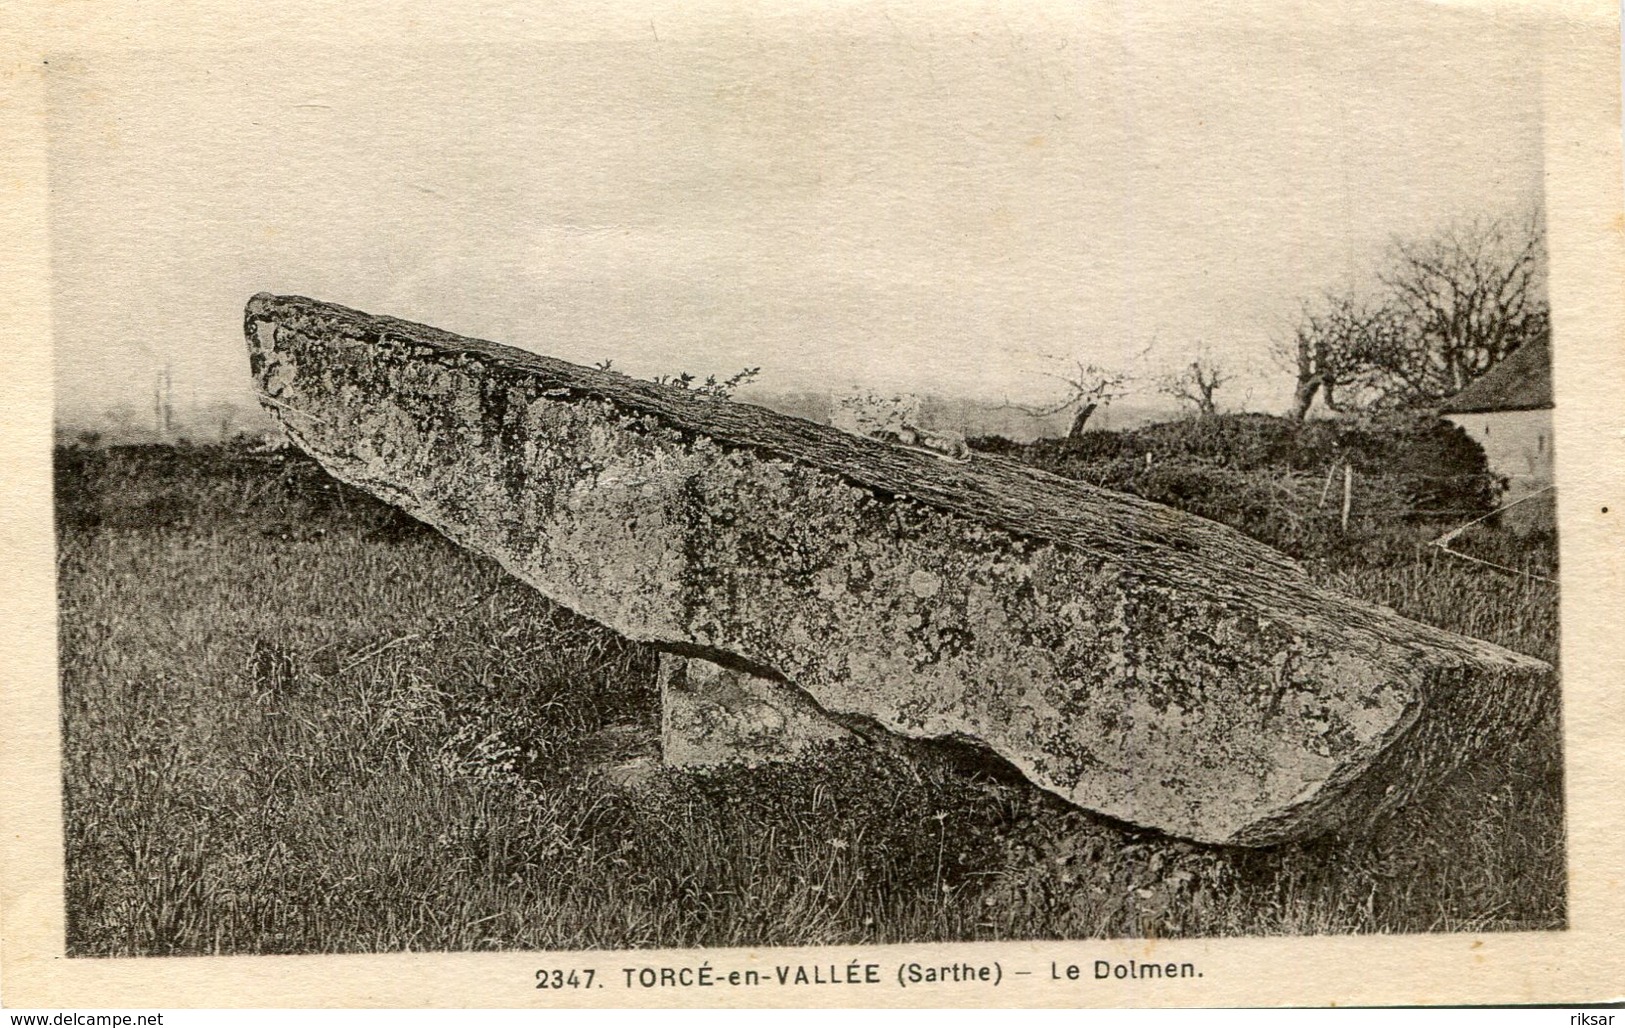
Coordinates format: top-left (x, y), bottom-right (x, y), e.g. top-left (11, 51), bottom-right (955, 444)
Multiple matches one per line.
top-left (244, 293), bottom-right (1552, 846)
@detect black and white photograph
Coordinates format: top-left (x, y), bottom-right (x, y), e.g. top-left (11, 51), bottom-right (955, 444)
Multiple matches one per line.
top-left (5, 0), bottom-right (1623, 1010)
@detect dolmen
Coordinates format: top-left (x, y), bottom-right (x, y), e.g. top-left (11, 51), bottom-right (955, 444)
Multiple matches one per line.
top-left (244, 294), bottom-right (1552, 847)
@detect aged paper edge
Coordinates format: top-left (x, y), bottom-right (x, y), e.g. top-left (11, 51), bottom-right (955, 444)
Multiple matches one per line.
top-left (2, 0), bottom-right (1622, 1009)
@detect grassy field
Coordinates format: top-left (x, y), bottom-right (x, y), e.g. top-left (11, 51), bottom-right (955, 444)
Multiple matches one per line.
top-left (55, 442), bottom-right (1564, 956)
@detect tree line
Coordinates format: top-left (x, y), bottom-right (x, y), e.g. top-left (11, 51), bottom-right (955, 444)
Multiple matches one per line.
top-left (1026, 208), bottom-right (1549, 436)
top-left (1280, 209), bottom-right (1547, 421)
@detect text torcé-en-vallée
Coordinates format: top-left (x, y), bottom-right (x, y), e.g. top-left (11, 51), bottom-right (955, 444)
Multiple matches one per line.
top-left (597, 958), bottom-right (1203, 990)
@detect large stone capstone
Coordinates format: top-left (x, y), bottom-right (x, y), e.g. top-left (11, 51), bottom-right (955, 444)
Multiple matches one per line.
top-left (244, 293), bottom-right (1552, 846)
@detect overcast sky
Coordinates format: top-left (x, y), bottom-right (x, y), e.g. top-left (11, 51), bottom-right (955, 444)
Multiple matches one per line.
top-left (47, 0), bottom-right (1545, 424)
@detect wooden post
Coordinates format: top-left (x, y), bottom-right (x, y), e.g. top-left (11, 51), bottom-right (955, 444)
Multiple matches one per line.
top-left (1341, 464), bottom-right (1354, 532)
top-left (153, 365), bottom-right (173, 442)
top-left (1318, 464), bottom-right (1336, 509)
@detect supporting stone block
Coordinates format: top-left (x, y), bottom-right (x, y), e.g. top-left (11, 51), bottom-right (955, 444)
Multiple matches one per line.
top-left (659, 653), bottom-right (855, 766)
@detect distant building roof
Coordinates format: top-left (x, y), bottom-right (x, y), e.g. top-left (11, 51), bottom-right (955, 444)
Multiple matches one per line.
top-left (1438, 338), bottom-right (1553, 414)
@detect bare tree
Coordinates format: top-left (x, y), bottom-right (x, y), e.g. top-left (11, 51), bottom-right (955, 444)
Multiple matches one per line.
top-left (1008, 356), bottom-right (1138, 438)
top-left (1278, 313), bottom-right (1331, 422)
top-left (1281, 209), bottom-right (1547, 416)
top-left (1275, 294), bottom-right (1406, 420)
top-left (1376, 210), bottom-right (1548, 404)
top-left (1158, 353), bottom-right (1233, 418)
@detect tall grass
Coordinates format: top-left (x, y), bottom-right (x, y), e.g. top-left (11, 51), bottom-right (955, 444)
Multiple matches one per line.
top-left (56, 444), bottom-right (1563, 955)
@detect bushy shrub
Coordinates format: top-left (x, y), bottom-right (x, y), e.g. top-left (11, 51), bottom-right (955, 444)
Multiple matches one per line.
top-left (963, 434), bottom-right (1026, 457)
top-left (981, 412), bottom-right (1496, 564)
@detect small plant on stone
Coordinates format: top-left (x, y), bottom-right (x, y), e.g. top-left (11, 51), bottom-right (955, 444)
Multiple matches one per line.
top-left (651, 366), bottom-right (761, 400)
